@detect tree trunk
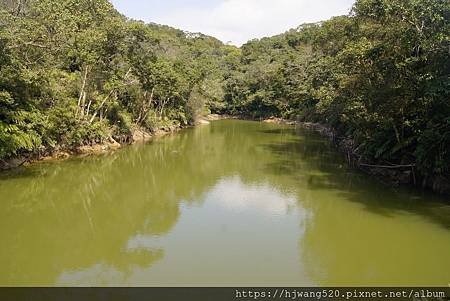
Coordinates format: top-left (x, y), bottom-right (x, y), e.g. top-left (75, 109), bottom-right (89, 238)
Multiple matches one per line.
top-left (89, 68), bottom-right (131, 124)
top-left (89, 90), bottom-right (114, 124)
top-left (139, 87), bottom-right (155, 124)
top-left (77, 66), bottom-right (89, 118)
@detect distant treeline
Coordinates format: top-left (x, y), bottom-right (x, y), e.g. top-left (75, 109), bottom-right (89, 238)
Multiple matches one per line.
top-left (224, 0), bottom-right (449, 183)
top-left (0, 0), bottom-right (449, 184)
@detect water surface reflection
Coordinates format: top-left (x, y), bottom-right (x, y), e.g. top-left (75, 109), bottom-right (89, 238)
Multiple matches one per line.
top-left (0, 120), bottom-right (449, 286)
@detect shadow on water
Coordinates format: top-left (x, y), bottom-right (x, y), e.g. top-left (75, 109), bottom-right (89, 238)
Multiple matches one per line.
top-left (0, 130), bottom-right (226, 285)
top-left (259, 128), bottom-right (297, 135)
top-left (1, 120), bottom-right (449, 286)
top-left (259, 124), bottom-right (450, 285)
top-left (0, 166), bottom-right (45, 181)
top-left (0, 152), bottom-right (120, 182)
top-left (261, 128), bottom-right (450, 231)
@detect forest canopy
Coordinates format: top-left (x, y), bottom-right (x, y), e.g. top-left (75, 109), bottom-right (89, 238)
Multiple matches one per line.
top-left (0, 0), bottom-right (235, 157)
top-left (223, 0), bottom-right (449, 181)
top-left (0, 0), bottom-right (449, 185)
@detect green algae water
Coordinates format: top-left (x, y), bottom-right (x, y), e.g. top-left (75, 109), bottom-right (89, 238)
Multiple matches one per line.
top-left (0, 120), bottom-right (449, 286)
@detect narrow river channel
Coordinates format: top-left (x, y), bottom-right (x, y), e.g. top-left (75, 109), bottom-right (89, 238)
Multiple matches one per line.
top-left (0, 120), bottom-right (449, 286)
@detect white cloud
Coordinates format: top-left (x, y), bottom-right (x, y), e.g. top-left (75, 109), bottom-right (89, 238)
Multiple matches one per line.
top-left (153, 0), bottom-right (355, 46)
top-left (207, 176), bottom-right (300, 216)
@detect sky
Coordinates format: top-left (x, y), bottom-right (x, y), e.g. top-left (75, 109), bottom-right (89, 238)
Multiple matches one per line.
top-left (109, 0), bottom-right (355, 46)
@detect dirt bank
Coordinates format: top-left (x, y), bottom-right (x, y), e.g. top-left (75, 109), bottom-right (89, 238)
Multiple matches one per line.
top-left (0, 124), bottom-right (183, 170)
top-left (0, 115), bottom-right (234, 171)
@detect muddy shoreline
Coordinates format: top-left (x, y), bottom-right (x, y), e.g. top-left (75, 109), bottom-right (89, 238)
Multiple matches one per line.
top-left (0, 127), bottom-right (179, 170)
top-left (0, 114), bottom-right (232, 171)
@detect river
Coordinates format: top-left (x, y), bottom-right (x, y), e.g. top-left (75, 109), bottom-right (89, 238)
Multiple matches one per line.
top-left (0, 120), bottom-right (449, 286)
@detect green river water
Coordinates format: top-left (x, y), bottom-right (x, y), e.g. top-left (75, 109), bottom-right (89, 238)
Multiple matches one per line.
top-left (0, 120), bottom-right (449, 286)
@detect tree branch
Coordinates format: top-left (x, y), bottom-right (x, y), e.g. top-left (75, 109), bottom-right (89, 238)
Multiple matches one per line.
top-left (89, 68), bottom-right (132, 124)
top-left (7, 41), bottom-right (48, 49)
top-left (359, 163), bottom-right (416, 169)
top-left (76, 66), bottom-right (89, 118)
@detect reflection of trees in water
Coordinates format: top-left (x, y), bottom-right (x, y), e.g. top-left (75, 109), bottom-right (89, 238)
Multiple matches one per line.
top-left (0, 151), bottom-right (181, 285)
top-left (1, 120), bottom-right (448, 285)
top-left (298, 189), bottom-right (450, 286)
top-left (0, 126), bottom-right (224, 285)
top-left (260, 127), bottom-right (450, 286)
top-left (0, 120), bottom-right (312, 285)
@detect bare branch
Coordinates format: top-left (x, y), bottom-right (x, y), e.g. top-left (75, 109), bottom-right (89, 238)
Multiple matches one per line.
top-left (7, 41), bottom-right (48, 49)
top-left (76, 66), bottom-right (89, 118)
top-left (359, 163), bottom-right (416, 169)
top-left (89, 90), bottom-right (114, 124)
top-left (89, 68), bottom-right (132, 124)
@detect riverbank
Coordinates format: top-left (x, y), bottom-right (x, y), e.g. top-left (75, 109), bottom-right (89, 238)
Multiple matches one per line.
top-left (262, 117), bottom-right (450, 196)
top-left (2, 118), bottom-right (449, 287)
top-left (0, 127), bottom-right (176, 170)
top-left (3, 115), bottom-right (448, 196)
top-left (0, 114), bottom-right (226, 170)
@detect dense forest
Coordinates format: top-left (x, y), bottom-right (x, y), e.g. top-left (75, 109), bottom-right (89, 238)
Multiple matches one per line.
top-left (0, 0), bottom-right (236, 158)
top-left (0, 0), bottom-right (449, 191)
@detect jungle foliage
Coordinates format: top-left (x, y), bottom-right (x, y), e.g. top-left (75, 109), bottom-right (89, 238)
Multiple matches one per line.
top-left (0, 0), bottom-right (449, 182)
top-left (224, 0), bottom-right (450, 179)
top-left (0, 0), bottom-right (234, 158)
